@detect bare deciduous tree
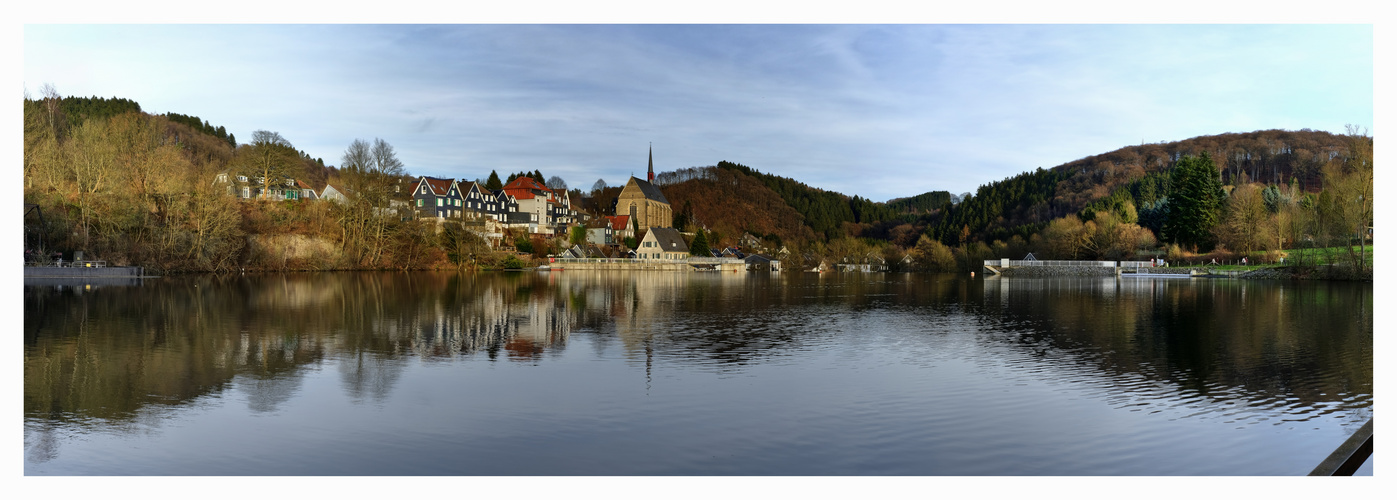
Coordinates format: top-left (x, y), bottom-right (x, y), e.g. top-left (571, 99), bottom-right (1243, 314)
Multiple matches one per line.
top-left (236, 130), bottom-right (299, 200)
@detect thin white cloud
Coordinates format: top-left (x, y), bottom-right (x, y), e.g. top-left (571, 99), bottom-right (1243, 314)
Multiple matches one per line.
top-left (23, 24), bottom-right (1372, 201)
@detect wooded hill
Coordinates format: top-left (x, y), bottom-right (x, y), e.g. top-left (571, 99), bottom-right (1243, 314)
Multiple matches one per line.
top-left (658, 129), bottom-right (1361, 255)
top-left (925, 129), bottom-right (1354, 246)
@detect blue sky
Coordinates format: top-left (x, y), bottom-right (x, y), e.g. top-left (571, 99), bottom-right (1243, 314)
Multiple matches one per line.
top-left (22, 24), bottom-right (1373, 201)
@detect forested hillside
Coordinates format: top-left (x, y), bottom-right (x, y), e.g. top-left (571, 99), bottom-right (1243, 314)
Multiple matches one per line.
top-left (886, 190), bottom-right (954, 214)
top-left (926, 129), bottom-right (1355, 247)
top-left (711, 161), bottom-right (901, 240)
top-left (656, 127), bottom-right (1368, 277)
top-left (655, 166), bottom-right (815, 247)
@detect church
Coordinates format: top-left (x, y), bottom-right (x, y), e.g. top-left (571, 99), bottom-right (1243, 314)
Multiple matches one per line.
top-left (615, 146), bottom-right (673, 231)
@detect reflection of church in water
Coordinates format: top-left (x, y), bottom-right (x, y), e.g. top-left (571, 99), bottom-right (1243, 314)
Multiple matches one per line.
top-left (401, 272), bottom-right (746, 361)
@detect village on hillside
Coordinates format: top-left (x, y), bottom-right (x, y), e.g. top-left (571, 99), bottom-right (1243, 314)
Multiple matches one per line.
top-left (211, 147), bottom-right (811, 272)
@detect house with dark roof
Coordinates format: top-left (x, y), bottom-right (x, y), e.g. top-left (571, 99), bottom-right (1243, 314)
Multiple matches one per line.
top-left (457, 181), bottom-right (496, 219)
top-left (637, 227), bottom-right (688, 260)
top-left (744, 254), bottom-right (781, 272)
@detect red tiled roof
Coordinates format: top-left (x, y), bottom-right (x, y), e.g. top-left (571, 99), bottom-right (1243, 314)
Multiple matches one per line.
top-left (606, 215), bottom-right (630, 230)
top-left (503, 176), bottom-right (547, 191)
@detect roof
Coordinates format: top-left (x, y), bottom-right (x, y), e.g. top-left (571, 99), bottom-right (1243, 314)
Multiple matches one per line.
top-left (418, 176), bottom-right (456, 196)
top-left (322, 183), bottom-right (349, 198)
top-left (503, 176), bottom-right (548, 191)
top-left (646, 227), bottom-right (688, 253)
top-left (627, 177), bottom-right (669, 204)
top-left (502, 176), bottom-right (555, 201)
top-left (606, 215), bottom-right (630, 230)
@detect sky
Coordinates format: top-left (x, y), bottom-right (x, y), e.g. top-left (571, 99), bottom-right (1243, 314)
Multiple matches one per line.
top-left (20, 23), bottom-right (1373, 202)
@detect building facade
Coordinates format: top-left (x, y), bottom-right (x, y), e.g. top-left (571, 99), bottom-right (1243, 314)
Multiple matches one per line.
top-left (615, 147), bottom-right (672, 231)
top-left (637, 227), bottom-right (688, 260)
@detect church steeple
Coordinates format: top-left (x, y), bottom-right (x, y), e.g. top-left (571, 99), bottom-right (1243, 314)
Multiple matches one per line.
top-left (647, 143), bottom-right (654, 182)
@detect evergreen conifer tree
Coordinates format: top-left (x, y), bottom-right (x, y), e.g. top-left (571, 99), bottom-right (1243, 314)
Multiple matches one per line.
top-left (689, 230), bottom-right (709, 256)
top-left (1164, 152), bottom-right (1224, 250)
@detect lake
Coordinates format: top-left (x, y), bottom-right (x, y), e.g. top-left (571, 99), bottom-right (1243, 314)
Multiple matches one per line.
top-left (23, 271), bottom-right (1372, 475)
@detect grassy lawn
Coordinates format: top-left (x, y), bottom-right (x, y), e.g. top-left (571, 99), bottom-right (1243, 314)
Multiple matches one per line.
top-left (1281, 245), bottom-right (1373, 266)
top-left (1174, 245), bottom-right (1373, 272)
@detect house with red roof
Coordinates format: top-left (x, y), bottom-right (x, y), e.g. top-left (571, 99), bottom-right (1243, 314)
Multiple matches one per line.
top-left (604, 215), bottom-right (634, 241)
top-left (501, 176), bottom-right (580, 235)
top-left (412, 176), bottom-right (464, 219)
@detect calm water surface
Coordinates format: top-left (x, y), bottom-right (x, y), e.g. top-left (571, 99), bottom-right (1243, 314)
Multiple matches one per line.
top-left (23, 271), bottom-right (1372, 475)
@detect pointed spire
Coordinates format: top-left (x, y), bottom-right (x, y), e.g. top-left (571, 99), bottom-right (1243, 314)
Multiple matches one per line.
top-left (647, 143), bottom-right (655, 182)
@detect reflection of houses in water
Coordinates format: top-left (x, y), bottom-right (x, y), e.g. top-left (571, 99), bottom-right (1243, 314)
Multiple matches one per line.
top-left (402, 277), bottom-right (575, 360)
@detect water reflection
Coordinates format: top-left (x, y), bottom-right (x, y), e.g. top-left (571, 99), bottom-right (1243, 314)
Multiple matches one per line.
top-left (24, 271), bottom-right (1372, 474)
top-left (979, 277), bottom-right (1372, 420)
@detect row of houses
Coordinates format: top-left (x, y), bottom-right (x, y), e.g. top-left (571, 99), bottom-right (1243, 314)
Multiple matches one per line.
top-left (215, 172), bottom-right (589, 248)
top-left (410, 175), bottom-right (581, 235)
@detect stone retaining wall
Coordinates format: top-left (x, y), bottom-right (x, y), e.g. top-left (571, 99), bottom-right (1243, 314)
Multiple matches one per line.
top-left (1125, 267), bottom-right (1194, 275)
top-left (998, 266), bottom-right (1118, 277)
top-left (24, 266), bottom-right (145, 277)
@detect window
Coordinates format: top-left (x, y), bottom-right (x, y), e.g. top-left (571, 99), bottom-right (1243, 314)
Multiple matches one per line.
top-left (416, 199), bottom-right (423, 207)
top-left (437, 198), bottom-right (443, 207)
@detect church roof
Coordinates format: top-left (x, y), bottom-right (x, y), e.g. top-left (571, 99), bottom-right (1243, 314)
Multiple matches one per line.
top-left (627, 177), bottom-right (669, 204)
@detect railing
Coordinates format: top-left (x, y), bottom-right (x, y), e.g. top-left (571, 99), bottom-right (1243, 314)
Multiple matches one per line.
top-left (26, 260), bottom-right (108, 268)
top-left (553, 258), bottom-right (644, 263)
top-left (550, 257), bottom-right (745, 265)
top-left (686, 257), bottom-right (744, 264)
top-left (984, 260), bottom-right (1117, 267)
top-left (1309, 419), bottom-right (1373, 476)
top-left (1118, 261), bottom-right (1158, 268)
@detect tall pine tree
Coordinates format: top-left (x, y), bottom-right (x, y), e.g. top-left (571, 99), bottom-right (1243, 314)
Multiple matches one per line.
top-left (1164, 152), bottom-right (1224, 250)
